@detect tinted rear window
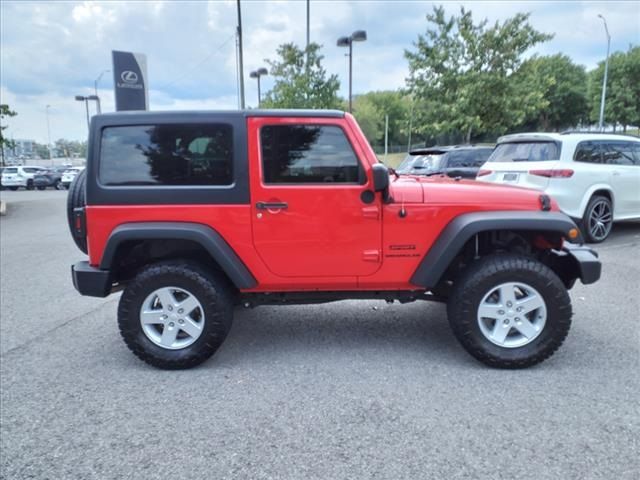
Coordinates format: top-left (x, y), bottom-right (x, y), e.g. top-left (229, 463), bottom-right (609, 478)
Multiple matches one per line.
top-left (99, 124), bottom-right (233, 186)
top-left (446, 149), bottom-right (493, 168)
top-left (3, 168), bottom-right (17, 173)
top-left (488, 142), bottom-right (560, 162)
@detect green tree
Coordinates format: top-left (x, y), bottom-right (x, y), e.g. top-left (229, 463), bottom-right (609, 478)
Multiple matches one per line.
top-left (518, 54), bottom-right (588, 131)
top-left (351, 91), bottom-right (410, 146)
top-left (588, 46), bottom-right (640, 131)
top-left (54, 139), bottom-right (87, 158)
top-left (35, 143), bottom-right (51, 159)
top-left (1, 104), bottom-right (17, 165)
top-left (262, 43), bottom-right (341, 109)
top-left (405, 6), bottom-right (553, 142)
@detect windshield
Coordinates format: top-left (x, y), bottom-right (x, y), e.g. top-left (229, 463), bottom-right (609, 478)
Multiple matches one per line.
top-left (488, 142), bottom-right (560, 162)
top-left (446, 149), bottom-right (493, 167)
top-left (396, 154), bottom-right (443, 174)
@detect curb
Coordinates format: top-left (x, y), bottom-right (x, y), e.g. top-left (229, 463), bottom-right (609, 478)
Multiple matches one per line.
top-left (0, 201), bottom-right (6, 216)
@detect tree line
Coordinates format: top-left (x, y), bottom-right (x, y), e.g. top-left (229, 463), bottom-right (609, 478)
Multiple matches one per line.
top-left (262, 6), bottom-right (639, 147)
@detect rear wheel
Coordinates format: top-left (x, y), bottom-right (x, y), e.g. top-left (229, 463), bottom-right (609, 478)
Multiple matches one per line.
top-left (447, 254), bottom-right (572, 368)
top-left (118, 262), bottom-right (234, 369)
top-left (581, 195), bottom-right (613, 243)
top-left (26, 179), bottom-right (34, 190)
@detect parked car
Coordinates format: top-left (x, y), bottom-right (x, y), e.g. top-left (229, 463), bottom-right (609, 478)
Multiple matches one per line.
top-left (33, 166), bottom-right (68, 190)
top-left (61, 167), bottom-right (85, 189)
top-left (477, 132), bottom-right (640, 242)
top-left (0, 166), bottom-right (46, 190)
top-left (68, 110), bottom-right (600, 370)
top-left (396, 145), bottom-right (493, 179)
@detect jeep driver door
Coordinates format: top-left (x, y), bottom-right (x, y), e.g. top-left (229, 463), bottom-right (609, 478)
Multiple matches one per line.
top-left (249, 117), bottom-right (382, 278)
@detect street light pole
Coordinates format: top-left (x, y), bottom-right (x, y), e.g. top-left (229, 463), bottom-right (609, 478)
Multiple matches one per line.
top-left (250, 68), bottom-right (268, 108)
top-left (94, 69), bottom-right (110, 114)
top-left (337, 30), bottom-right (367, 113)
top-left (75, 96), bottom-right (91, 130)
top-left (597, 14), bottom-right (611, 132)
top-left (45, 105), bottom-right (52, 159)
top-left (236, 0), bottom-right (245, 109)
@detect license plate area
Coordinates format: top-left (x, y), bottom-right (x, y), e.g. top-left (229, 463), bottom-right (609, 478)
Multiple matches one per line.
top-left (503, 172), bottom-right (519, 182)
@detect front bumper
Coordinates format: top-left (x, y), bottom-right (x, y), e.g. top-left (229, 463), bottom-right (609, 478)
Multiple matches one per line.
top-left (562, 242), bottom-right (601, 285)
top-left (72, 261), bottom-right (112, 297)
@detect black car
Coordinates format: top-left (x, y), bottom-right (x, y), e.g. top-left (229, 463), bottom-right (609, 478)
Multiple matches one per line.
top-left (33, 166), bottom-right (67, 190)
top-left (396, 145), bottom-right (494, 179)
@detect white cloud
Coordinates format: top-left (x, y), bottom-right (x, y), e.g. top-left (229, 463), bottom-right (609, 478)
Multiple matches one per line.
top-left (1, 0), bottom-right (638, 142)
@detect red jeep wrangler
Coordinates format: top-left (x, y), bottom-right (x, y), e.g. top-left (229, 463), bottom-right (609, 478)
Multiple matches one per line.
top-left (69, 110), bottom-right (600, 369)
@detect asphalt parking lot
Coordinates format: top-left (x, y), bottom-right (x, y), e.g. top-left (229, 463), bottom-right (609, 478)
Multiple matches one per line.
top-left (1, 189), bottom-right (639, 480)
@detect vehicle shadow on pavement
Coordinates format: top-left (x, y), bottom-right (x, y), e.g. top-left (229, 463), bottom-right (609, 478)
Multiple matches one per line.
top-left (211, 301), bottom-right (472, 368)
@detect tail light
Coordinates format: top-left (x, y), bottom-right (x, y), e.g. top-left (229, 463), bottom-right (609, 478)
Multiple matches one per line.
top-left (476, 170), bottom-right (492, 177)
top-left (529, 169), bottom-right (574, 178)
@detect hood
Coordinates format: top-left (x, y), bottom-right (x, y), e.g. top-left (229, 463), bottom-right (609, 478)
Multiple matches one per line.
top-left (389, 175), bottom-right (552, 210)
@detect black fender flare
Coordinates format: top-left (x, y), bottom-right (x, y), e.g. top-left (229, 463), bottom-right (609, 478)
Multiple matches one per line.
top-left (410, 211), bottom-right (582, 288)
top-left (100, 222), bottom-right (257, 289)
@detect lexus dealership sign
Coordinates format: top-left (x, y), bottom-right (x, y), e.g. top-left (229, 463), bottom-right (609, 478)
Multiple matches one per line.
top-left (112, 50), bottom-right (149, 111)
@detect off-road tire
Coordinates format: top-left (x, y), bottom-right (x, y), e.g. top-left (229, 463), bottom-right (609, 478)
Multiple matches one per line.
top-left (66, 169), bottom-right (88, 254)
top-left (581, 195), bottom-right (613, 243)
top-left (447, 253), bottom-right (572, 368)
top-left (118, 261), bottom-right (234, 369)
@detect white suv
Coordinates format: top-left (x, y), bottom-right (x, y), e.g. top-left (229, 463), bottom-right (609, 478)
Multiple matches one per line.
top-left (477, 133), bottom-right (640, 242)
top-left (61, 167), bottom-right (85, 189)
top-left (0, 166), bottom-right (46, 190)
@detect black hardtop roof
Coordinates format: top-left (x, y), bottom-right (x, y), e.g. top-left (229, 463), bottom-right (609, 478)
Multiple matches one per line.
top-left (409, 144), bottom-right (493, 155)
top-left (95, 109), bottom-right (345, 122)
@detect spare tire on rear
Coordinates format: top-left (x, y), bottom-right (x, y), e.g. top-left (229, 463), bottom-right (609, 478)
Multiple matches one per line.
top-left (67, 169), bottom-right (88, 254)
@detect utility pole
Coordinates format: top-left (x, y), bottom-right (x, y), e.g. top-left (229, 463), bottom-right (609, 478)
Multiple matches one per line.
top-left (407, 98), bottom-right (415, 151)
top-left (384, 114), bottom-right (389, 161)
top-left (45, 105), bottom-right (52, 159)
top-left (94, 70), bottom-right (109, 114)
top-left (597, 14), bottom-right (610, 132)
top-left (306, 0), bottom-right (310, 50)
top-left (236, 0), bottom-right (245, 109)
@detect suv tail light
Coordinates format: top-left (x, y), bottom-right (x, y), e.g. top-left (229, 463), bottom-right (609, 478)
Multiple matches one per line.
top-left (476, 170), bottom-right (492, 177)
top-left (529, 169), bottom-right (574, 178)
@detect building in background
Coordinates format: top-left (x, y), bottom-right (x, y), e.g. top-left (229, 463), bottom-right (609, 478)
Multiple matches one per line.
top-left (2, 139), bottom-right (36, 164)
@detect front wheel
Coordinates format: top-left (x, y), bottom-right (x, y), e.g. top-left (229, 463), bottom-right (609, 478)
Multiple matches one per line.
top-left (447, 254), bottom-right (572, 368)
top-left (118, 261), bottom-right (234, 369)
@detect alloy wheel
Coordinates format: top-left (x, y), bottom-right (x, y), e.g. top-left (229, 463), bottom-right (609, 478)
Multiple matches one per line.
top-left (588, 199), bottom-right (612, 242)
top-left (477, 282), bottom-right (547, 348)
top-left (140, 287), bottom-right (205, 350)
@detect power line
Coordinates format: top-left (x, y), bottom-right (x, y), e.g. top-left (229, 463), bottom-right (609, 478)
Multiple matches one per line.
top-left (159, 33), bottom-right (236, 90)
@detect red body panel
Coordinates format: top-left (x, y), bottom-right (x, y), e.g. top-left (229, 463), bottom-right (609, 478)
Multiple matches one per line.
top-left (86, 113), bottom-right (558, 293)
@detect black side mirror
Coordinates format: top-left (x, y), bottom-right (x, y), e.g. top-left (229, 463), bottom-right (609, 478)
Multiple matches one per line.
top-left (372, 163), bottom-right (389, 192)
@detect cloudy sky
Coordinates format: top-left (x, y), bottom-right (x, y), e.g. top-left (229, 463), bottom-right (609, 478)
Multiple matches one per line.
top-left (1, 0), bottom-right (638, 143)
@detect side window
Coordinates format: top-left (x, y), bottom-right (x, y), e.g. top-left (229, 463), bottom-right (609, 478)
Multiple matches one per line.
top-left (99, 124), bottom-right (233, 186)
top-left (574, 142), bottom-right (603, 164)
top-left (631, 143), bottom-right (640, 165)
top-left (605, 141), bottom-right (636, 166)
top-left (260, 125), bottom-right (364, 184)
